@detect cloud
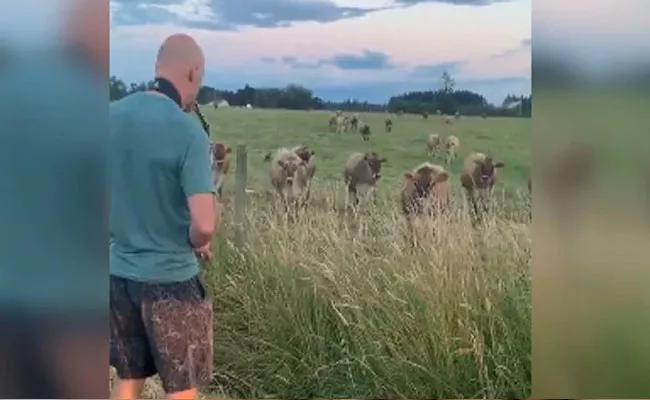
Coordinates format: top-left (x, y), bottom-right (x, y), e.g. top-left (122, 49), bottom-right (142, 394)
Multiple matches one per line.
top-left (410, 61), bottom-right (465, 77)
top-left (394, 0), bottom-right (514, 6)
top-left (272, 49), bottom-right (395, 70)
top-left (489, 37), bottom-right (530, 58)
top-left (110, 0), bottom-right (391, 30)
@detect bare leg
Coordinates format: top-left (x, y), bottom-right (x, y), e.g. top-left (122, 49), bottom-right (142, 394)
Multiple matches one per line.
top-left (111, 379), bottom-right (145, 399)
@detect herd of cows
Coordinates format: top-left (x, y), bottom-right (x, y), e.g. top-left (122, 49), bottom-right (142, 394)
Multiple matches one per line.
top-left (207, 110), bottom-right (532, 227)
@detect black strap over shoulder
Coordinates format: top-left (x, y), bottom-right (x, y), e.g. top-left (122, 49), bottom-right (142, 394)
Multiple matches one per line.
top-left (151, 77), bottom-right (182, 108)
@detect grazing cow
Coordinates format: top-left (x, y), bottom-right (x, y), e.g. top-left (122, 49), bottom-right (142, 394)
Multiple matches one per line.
top-left (460, 152), bottom-right (505, 218)
top-left (265, 147), bottom-right (307, 210)
top-left (385, 118), bottom-right (393, 132)
top-left (328, 115), bottom-right (337, 132)
top-left (210, 142), bottom-right (232, 197)
top-left (443, 115), bottom-right (454, 124)
top-left (426, 133), bottom-right (441, 157)
top-left (401, 162), bottom-right (450, 217)
top-left (291, 145), bottom-right (317, 205)
top-left (343, 152), bottom-right (387, 207)
top-left (359, 122), bottom-right (371, 141)
top-left (443, 135), bottom-right (460, 164)
top-left (422, 111), bottom-right (428, 120)
top-left (349, 113), bottom-right (359, 131)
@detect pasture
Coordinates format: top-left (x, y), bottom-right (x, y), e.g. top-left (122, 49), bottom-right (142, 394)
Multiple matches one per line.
top-left (123, 109), bottom-right (531, 398)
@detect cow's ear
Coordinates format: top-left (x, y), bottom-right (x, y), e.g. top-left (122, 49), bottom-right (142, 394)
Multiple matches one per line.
top-left (277, 160), bottom-right (285, 168)
top-left (435, 171), bottom-right (449, 183)
top-left (226, 146), bottom-right (232, 154)
top-left (495, 161), bottom-right (504, 168)
top-left (403, 172), bottom-right (414, 181)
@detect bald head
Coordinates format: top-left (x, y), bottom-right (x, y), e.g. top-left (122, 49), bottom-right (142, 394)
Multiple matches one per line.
top-left (156, 34), bottom-right (204, 69)
top-left (154, 34), bottom-right (205, 111)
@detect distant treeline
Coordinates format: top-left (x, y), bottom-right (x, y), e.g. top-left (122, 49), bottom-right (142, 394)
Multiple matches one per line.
top-left (109, 75), bottom-right (531, 118)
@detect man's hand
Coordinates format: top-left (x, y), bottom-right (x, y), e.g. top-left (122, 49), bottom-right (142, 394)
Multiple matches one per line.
top-left (193, 242), bottom-right (212, 262)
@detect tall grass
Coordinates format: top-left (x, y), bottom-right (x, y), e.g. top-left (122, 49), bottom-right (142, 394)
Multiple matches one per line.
top-left (203, 185), bottom-right (531, 398)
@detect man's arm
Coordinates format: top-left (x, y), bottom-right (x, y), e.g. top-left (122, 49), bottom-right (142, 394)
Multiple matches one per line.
top-left (180, 132), bottom-right (216, 249)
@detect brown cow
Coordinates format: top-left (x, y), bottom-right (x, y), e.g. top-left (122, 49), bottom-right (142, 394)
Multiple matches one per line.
top-left (401, 162), bottom-right (450, 217)
top-left (210, 142), bottom-right (232, 197)
top-left (359, 122), bottom-right (371, 141)
top-left (384, 118), bottom-right (393, 132)
top-left (460, 152), bottom-right (505, 218)
top-left (349, 113), bottom-right (359, 131)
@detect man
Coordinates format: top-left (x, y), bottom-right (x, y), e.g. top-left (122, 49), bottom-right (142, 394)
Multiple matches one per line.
top-left (109, 34), bottom-right (218, 400)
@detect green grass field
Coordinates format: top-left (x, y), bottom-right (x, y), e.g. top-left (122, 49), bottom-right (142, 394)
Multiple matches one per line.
top-left (115, 108), bottom-right (531, 398)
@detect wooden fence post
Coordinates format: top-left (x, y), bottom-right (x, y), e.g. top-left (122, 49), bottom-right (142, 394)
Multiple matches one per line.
top-left (233, 145), bottom-right (248, 250)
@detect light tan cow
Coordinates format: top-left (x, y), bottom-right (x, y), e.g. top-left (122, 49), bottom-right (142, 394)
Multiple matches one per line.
top-left (426, 133), bottom-right (441, 156)
top-left (335, 115), bottom-right (347, 133)
top-left (291, 145), bottom-right (316, 206)
top-left (328, 115), bottom-right (337, 132)
top-left (265, 147), bottom-right (307, 210)
top-left (444, 135), bottom-right (460, 164)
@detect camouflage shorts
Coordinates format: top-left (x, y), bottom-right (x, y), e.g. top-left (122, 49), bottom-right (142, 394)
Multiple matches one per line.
top-left (109, 275), bottom-right (213, 394)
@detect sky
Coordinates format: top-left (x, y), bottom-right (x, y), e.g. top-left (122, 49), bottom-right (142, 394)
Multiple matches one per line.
top-left (109, 0), bottom-right (532, 105)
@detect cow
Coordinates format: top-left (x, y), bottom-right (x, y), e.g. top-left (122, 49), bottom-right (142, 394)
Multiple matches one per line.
top-left (401, 162), bottom-right (450, 217)
top-left (460, 152), bottom-right (505, 219)
top-left (210, 142), bottom-right (232, 197)
top-left (426, 133), bottom-right (441, 157)
top-left (290, 145), bottom-right (316, 206)
top-left (385, 118), bottom-right (393, 132)
top-left (264, 147), bottom-right (307, 211)
top-left (328, 115), bottom-right (337, 132)
top-left (359, 122), bottom-right (371, 141)
top-left (349, 113), bottom-right (359, 131)
top-left (343, 152), bottom-right (387, 208)
top-left (443, 135), bottom-right (460, 164)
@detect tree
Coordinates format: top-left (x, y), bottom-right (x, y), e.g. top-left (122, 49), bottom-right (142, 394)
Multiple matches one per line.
top-left (108, 75), bottom-right (530, 117)
top-left (440, 71), bottom-right (456, 94)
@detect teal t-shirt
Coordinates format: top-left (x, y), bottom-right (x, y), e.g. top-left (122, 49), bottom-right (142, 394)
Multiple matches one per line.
top-left (109, 92), bottom-right (213, 283)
